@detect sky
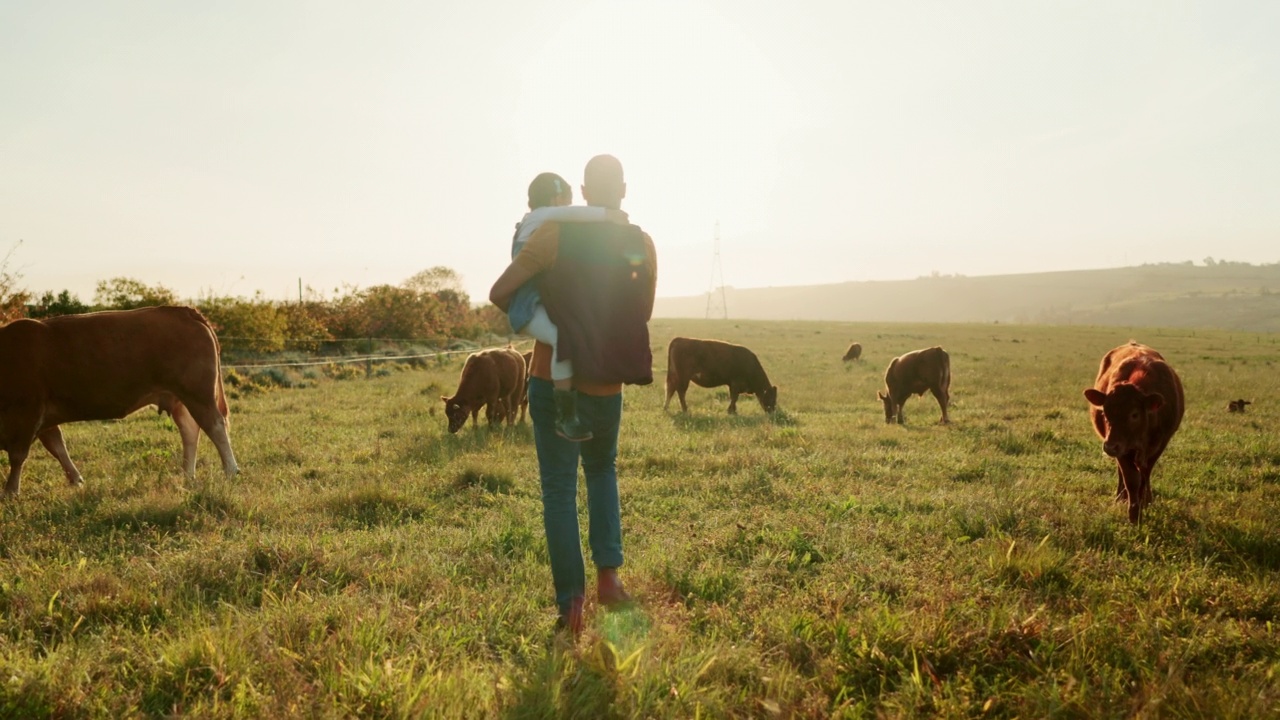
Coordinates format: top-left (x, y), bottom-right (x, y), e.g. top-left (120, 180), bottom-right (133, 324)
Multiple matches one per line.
top-left (2, 1), bottom-right (1278, 305)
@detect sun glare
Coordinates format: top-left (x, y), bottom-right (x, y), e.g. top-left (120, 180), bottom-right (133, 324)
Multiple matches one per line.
top-left (513, 0), bottom-right (801, 250)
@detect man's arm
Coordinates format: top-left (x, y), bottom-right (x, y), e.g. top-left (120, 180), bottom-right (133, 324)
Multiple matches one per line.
top-left (489, 222), bottom-right (560, 311)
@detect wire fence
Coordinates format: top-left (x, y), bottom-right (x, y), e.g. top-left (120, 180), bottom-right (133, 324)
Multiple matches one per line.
top-left (220, 336), bottom-right (535, 378)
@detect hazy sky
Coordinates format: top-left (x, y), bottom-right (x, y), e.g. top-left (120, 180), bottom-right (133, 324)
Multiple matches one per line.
top-left (3, 1), bottom-right (1277, 304)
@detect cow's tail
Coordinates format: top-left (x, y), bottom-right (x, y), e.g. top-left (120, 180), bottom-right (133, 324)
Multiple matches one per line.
top-left (939, 354), bottom-right (952, 395)
top-left (187, 306), bottom-right (231, 423)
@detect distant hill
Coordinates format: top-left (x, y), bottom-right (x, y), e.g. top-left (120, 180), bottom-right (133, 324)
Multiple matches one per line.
top-left (654, 263), bottom-right (1280, 332)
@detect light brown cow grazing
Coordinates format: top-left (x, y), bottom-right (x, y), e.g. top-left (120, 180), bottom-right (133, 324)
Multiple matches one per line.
top-left (0, 306), bottom-right (239, 496)
top-left (842, 342), bottom-right (862, 362)
top-left (1227, 399), bottom-right (1252, 413)
top-left (878, 347), bottom-right (950, 425)
top-left (665, 337), bottom-right (777, 414)
top-left (1084, 341), bottom-right (1184, 524)
top-left (441, 347), bottom-right (526, 433)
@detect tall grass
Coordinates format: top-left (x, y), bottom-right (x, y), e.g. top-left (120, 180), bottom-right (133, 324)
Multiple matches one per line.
top-left (1, 320), bottom-right (1277, 717)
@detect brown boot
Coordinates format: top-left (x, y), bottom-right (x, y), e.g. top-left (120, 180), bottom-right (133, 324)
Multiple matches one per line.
top-left (597, 567), bottom-right (634, 609)
top-left (555, 595), bottom-right (585, 635)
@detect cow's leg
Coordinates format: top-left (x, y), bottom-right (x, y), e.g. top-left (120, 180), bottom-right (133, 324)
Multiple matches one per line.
top-left (1117, 454), bottom-right (1143, 524)
top-left (167, 401), bottom-right (203, 479)
top-left (1114, 463), bottom-right (1126, 502)
top-left (666, 378), bottom-right (689, 413)
top-left (896, 403), bottom-right (906, 425)
top-left (485, 396), bottom-right (500, 427)
top-left (183, 400), bottom-right (239, 479)
top-left (1139, 461), bottom-right (1154, 508)
top-left (931, 387), bottom-right (950, 424)
top-left (3, 444), bottom-right (31, 496)
top-left (727, 387), bottom-right (739, 415)
top-left (37, 427), bottom-right (84, 487)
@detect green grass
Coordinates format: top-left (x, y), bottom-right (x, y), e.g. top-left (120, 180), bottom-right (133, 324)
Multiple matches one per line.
top-left (2, 320), bottom-right (1278, 718)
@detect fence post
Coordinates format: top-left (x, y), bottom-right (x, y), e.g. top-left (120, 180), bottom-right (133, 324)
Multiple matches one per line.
top-left (366, 337), bottom-right (373, 379)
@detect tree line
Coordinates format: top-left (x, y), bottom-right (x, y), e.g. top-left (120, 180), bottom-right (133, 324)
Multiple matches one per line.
top-left (4, 264), bottom-right (509, 353)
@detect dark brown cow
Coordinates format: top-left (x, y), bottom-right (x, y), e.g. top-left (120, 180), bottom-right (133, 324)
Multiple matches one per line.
top-left (1227, 399), bottom-right (1252, 413)
top-left (664, 337), bottom-right (777, 414)
top-left (441, 347), bottom-right (526, 433)
top-left (877, 346), bottom-right (950, 425)
top-left (0, 306), bottom-right (239, 496)
top-left (842, 342), bottom-right (862, 362)
top-left (1084, 341), bottom-right (1184, 524)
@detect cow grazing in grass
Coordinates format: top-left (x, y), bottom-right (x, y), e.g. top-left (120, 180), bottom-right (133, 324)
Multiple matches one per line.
top-left (1084, 341), bottom-right (1185, 524)
top-left (842, 342), bottom-right (863, 362)
top-left (664, 337), bottom-right (777, 414)
top-left (1227, 399), bottom-right (1252, 413)
top-left (878, 346), bottom-right (951, 425)
top-left (0, 306), bottom-right (239, 496)
top-left (441, 347), bottom-right (526, 433)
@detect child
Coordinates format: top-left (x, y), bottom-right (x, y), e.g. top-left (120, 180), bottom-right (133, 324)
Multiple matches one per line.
top-left (508, 172), bottom-right (628, 442)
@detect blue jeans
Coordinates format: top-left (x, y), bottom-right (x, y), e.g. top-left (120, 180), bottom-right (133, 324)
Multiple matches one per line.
top-left (527, 377), bottom-right (624, 613)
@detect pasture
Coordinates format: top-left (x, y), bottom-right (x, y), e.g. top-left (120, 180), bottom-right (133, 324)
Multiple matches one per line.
top-left (2, 319), bottom-right (1278, 718)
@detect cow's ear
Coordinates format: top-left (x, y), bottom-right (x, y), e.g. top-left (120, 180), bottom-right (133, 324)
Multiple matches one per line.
top-left (441, 396), bottom-right (449, 403)
top-left (1145, 392), bottom-right (1164, 412)
top-left (1083, 388), bottom-right (1107, 407)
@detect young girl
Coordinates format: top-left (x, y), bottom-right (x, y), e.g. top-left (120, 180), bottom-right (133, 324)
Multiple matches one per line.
top-left (508, 172), bottom-right (627, 442)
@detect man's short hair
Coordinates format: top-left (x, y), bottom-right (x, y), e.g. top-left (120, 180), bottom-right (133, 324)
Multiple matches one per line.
top-left (584, 155), bottom-right (624, 191)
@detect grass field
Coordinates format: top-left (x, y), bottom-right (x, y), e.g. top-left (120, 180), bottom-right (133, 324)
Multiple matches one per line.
top-left (2, 319), bottom-right (1279, 718)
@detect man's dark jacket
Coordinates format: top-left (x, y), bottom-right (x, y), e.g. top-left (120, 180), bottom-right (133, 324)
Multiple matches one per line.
top-left (538, 221), bottom-right (653, 386)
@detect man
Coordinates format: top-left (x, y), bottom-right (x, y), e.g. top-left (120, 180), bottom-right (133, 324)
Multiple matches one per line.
top-left (490, 154), bottom-right (657, 634)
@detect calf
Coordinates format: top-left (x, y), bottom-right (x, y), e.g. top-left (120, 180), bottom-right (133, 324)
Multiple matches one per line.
top-left (842, 342), bottom-right (862, 362)
top-left (664, 337), bottom-right (777, 414)
top-left (1227, 399), bottom-right (1252, 413)
top-left (0, 306), bottom-right (238, 496)
top-left (878, 346), bottom-right (950, 425)
top-left (441, 347), bottom-right (526, 433)
top-left (1084, 341), bottom-right (1184, 524)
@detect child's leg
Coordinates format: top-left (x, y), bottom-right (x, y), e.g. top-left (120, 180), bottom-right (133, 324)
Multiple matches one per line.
top-left (521, 306), bottom-right (574, 388)
top-left (521, 305), bottom-right (590, 442)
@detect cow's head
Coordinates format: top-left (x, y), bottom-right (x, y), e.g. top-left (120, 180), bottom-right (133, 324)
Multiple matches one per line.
top-left (440, 396), bottom-right (470, 434)
top-left (877, 390), bottom-right (895, 424)
top-left (758, 385), bottom-right (778, 413)
top-left (1084, 384), bottom-right (1164, 457)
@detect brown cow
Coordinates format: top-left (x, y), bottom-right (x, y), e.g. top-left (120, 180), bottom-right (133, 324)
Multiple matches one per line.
top-left (1227, 399), bottom-right (1252, 413)
top-left (490, 348), bottom-right (532, 425)
top-left (664, 337), bottom-right (777, 414)
top-left (877, 346), bottom-right (950, 425)
top-left (441, 347), bottom-right (526, 433)
top-left (842, 342), bottom-right (863, 362)
top-left (0, 306), bottom-right (239, 496)
top-left (1084, 341), bottom-right (1184, 524)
